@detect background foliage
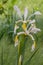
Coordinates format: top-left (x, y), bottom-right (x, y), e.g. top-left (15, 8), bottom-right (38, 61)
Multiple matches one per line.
top-left (0, 0), bottom-right (43, 65)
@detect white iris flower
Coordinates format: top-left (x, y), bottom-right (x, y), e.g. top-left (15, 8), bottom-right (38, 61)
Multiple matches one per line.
top-left (13, 5), bottom-right (41, 51)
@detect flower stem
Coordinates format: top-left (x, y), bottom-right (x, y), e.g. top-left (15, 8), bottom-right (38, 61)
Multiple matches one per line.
top-left (17, 35), bottom-right (26, 65)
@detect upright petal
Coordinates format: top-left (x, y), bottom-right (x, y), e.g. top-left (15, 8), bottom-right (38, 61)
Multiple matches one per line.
top-left (28, 11), bottom-right (41, 19)
top-left (34, 11), bottom-right (42, 15)
top-left (24, 7), bottom-right (28, 20)
top-left (14, 5), bottom-right (22, 18)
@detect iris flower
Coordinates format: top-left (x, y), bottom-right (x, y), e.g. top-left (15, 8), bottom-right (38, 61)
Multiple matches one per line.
top-left (14, 5), bottom-right (41, 51)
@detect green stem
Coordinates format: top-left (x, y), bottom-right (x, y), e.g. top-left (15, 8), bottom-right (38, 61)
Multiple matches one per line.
top-left (18, 43), bottom-right (23, 65)
top-left (17, 35), bottom-right (27, 65)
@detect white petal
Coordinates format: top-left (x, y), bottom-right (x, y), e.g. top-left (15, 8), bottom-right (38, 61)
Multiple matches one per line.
top-left (28, 11), bottom-right (41, 19)
top-left (14, 28), bottom-right (16, 34)
top-left (30, 28), bottom-right (41, 33)
top-left (23, 21), bottom-right (27, 23)
top-left (29, 24), bottom-right (35, 31)
top-left (34, 11), bottom-right (42, 15)
top-left (31, 44), bottom-right (35, 52)
top-left (16, 20), bottom-right (27, 23)
top-left (17, 32), bottom-right (25, 35)
top-left (19, 55), bottom-right (23, 63)
top-left (14, 5), bottom-right (22, 18)
top-left (29, 34), bottom-right (35, 41)
top-left (15, 43), bottom-right (18, 47)
top-left (29, 19), bottom-right (35, 24)
top-left (14, 41), bottom-right (18, 47)
top-left (14, 25), bottom-right (19, 34)
top-left (24, 7), bottom-right (28, 20)
top-left (25, 30), bottom-right (29, 35)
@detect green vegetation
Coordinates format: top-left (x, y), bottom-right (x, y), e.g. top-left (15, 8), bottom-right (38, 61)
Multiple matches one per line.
top-left (0, 0), bottom-right (43, 65)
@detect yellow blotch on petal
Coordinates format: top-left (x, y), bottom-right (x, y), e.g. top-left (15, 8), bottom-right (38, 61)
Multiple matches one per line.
top-left (22, 23), bottom-right (27, 30)
top-left (15, 35), bottom-right (18, 42)
top-left (34, 41), bottom-right (36, 48)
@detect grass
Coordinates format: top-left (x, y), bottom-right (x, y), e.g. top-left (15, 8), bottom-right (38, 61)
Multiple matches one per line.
top-left (0, 0), bottom-right (43, 65)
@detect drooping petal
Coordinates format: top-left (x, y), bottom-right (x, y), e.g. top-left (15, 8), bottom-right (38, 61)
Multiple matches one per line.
top-left (17, 32), bottom-right (25, 36)
top-left (34, 11), bottom-right (42, 15)
top-left (14, 35), bottom-right (19, 47)
top-left (31, 41), bottom-right (36, 52)
top-left (15, 41), bottom-right (19, 47)
top-left (14, 5), bottom-right (22, 18)
top-left (30, 28), bottom-right (41, 34)
top-left (29, 34), bottom-right (35, 41)
top-left (28, 34), bottom-right (36, 51)
top-left (24, 7), bottom-right (28, 20)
